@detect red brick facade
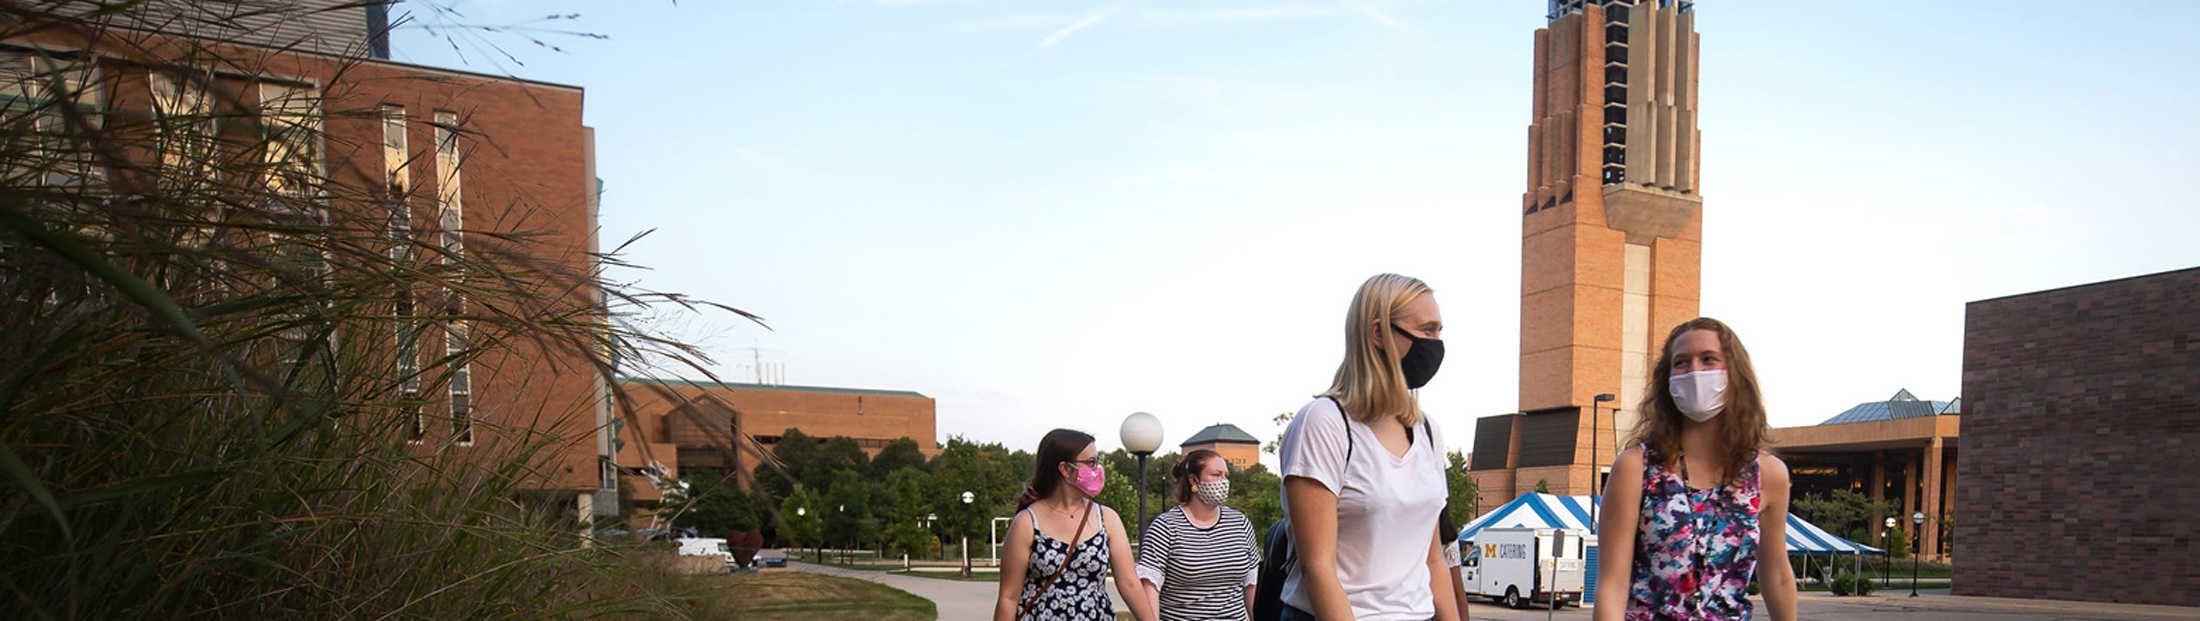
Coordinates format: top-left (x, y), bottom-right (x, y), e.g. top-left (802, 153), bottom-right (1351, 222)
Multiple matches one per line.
top-left (1957, 267), bottom-right (2200, 606)
top-left (616, 379), bottom-right (938, 491)
top-left (4, 26), bottom-right (609, 494)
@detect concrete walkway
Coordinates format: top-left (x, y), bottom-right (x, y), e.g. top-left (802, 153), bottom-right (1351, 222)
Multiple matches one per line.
top-left (792, 561), bottom-right (1137, 619)
top-left (1470, 590), bottom-right (2197, 621)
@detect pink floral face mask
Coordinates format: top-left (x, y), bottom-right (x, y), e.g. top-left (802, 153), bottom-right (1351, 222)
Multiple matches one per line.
top-left (1071, 463), bottom-right (1106, 497)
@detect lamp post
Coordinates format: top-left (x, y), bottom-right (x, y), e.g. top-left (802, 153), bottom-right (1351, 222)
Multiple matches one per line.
top-left (796, 506), bottom-right (809, 562)
top-left (1883, 516), bottom-right (1896, 589)
top-left (1120, 412), bottom-right (1164, 557)
top-left (1590, 393), bottom-right (1617, 533)
top-left (1910, 512), bottom-right (1925, 597)
top-left (961, 491), bottom-right (975, 577)
top-left (925, 513), bottom-right (938, 561)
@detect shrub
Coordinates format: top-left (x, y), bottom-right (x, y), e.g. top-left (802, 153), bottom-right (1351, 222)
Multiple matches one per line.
top-left (0, 3), bottom-right (751, 616)
top-left (1830, 573), bottom-right (1854, 596)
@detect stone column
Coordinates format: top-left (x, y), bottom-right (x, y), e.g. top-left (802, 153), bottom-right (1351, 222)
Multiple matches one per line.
top-left (1923, 437), bottom-right (1945, 560)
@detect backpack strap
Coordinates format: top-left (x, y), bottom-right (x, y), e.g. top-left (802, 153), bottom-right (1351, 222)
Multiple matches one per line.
top-left (1321, 396), bottom-right (1352, 462)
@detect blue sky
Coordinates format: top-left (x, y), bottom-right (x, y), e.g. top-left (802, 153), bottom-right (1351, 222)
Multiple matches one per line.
top-left (391, 1), bottom-right (2200, 464)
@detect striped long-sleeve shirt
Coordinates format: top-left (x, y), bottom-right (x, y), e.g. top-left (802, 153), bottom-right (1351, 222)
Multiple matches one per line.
top-left (1136, 505), bottom-right (1260, 621)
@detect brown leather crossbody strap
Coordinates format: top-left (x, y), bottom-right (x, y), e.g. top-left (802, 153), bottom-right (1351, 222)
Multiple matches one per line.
top-left (1017, 501), bottom-right (1094, 617)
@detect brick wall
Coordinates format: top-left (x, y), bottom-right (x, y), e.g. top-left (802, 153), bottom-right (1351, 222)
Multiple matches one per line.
top-left (5, 27), bottom-right (607, 493)
top-left (1956, 267), bottom-right (2199, 606)
top-left (617, 379), bottom-right (940, 488)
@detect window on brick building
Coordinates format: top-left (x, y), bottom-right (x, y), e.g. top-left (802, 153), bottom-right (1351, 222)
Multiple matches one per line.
top-left (434, 110), bottom-right (472, 446)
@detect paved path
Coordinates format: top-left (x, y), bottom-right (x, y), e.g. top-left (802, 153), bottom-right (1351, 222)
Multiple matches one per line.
top-left (1470, 590), bottom-right (2197, 621)
top-left (792, 561), bottom-right (1138, 619)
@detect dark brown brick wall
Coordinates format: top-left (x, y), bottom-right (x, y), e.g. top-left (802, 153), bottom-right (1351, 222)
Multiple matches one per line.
top-left (1956, 267), bottom-right (2200, 606)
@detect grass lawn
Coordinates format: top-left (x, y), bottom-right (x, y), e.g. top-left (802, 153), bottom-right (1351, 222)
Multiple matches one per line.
top-left (687, 571), bottom-right (935, 620)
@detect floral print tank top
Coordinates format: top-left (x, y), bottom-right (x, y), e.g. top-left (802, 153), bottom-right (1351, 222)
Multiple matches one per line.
top-left (1628, 443), bottom-right (1762, 621)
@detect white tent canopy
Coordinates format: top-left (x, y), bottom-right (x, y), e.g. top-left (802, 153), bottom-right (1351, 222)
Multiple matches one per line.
top-left (1460, 493), bottom-right (1885, 556)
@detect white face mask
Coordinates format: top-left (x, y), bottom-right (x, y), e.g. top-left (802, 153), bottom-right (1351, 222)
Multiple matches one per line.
top-left (1669, 369), bottom-right (1728, 422)
top-left (1194, 479), bottom-right (1230, 506)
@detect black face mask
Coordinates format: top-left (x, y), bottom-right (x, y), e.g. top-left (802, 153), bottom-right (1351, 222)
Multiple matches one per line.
top-left (1390, 323), bottom-right (1444, 389)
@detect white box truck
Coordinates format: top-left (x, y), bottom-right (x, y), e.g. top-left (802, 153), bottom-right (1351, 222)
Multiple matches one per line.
top-left (1460, 527), bottom-right (1587, 609)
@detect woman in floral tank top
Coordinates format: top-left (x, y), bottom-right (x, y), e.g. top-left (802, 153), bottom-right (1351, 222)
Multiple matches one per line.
top-left (1594, 318), bottom-right (1797, 621)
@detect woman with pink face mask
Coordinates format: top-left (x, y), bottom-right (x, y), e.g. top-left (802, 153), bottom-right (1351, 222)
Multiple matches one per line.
top-left (995, 429), bottom-right (1158, 621)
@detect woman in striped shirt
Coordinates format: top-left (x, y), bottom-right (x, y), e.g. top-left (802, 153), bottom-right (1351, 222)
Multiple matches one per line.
top-left (1136, 449), bottom-right (1261, 620)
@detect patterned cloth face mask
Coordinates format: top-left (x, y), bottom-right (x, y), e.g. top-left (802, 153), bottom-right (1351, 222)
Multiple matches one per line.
top-left (1193, 479), bottom-right (1230, 505)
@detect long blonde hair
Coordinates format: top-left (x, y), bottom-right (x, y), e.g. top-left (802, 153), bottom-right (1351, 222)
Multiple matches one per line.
top-left (1319, 273), bottom-right (1431, 426)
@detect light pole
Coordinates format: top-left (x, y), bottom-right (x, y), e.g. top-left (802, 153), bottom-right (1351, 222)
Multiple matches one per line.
top-left (961, 491), bottom-right (975, 577)
top-left (1120, 412), bottom-right (1164, 558)
top-left (1883, 516), bottom-right (1896, 589)
top-left (1590, 393), bottom-right (1616, 533)
top-left (796, 506), bottom-right (809, 562)
top-left (991, 516), bottom-right (1013, 566)
top-left (1910, 512), bottom-right (1925, 597)
top-left (925, 513), bottom-right (938, 561)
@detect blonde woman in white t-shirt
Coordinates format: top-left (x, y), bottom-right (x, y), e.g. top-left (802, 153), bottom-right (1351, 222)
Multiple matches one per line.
top-left (1276, 273), bottom-right (1458, 621)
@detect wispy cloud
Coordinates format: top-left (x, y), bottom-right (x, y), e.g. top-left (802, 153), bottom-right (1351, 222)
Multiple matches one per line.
top-left (945, 14), bottom-right (1073, 33)
top-left (1344, 0), bottom-right (1419, 38)
top-left (1039, 7), bottom-right (1115, 48)
top-left (943, 5), bottom-right (1349, 45)
top-left (1140, 6), bottom-right (1338, 24)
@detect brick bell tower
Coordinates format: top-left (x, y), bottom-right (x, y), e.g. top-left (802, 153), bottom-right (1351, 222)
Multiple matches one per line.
top-left (1468, 0), bottom-right (1703, 515)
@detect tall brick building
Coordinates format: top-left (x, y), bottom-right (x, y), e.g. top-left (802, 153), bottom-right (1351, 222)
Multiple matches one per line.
top-left (1470, 0), bottom-right (1703, 513)
top-left (1, 2), bottom-right (619, 517)
top-left (1956, 267), bottom-right (2199, 606)
top-left (614, 378), bottom-right (939, 498)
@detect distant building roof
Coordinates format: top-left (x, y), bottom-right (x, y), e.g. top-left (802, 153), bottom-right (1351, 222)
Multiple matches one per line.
top-left (1181, 423), bottom-right (1261, 446)
top-left (1818, 389), bottom-right (1959, 425)
top-left (617, 377), bottom-right (928, 399)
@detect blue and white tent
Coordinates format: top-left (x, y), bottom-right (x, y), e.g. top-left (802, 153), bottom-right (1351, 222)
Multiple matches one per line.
top-left (1458, 493), bottom-right (1883, 555)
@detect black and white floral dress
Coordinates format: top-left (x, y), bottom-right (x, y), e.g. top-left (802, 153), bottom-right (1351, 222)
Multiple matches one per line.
top-left (1018, 502), bottom-right (1114, 621)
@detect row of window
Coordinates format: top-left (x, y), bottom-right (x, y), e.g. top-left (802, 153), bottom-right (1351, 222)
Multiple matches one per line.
top-left (0, 45), bottom-right (477, 447)
top-left (1601, 6), bottom-right (1631, 186)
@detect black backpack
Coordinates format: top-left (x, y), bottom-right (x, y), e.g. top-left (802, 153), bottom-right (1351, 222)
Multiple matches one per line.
top-left (1250, 399), bottom-right (1428, 621)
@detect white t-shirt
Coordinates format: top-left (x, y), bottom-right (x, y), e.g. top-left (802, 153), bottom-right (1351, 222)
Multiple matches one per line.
top-left (1277, 397), bottom-right (1449, 620)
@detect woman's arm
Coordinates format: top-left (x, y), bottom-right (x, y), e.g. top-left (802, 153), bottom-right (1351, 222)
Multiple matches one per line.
top-left (993, 511), bottom-right (1035, 621)
top-left (1448, 566), bottom-right (1470, 619)
top-left (1425, 530), bottom-right (1459, 621)
top-left (1594, 447), bottom-right (1647, 621)
top-left (1103, 507), bottom-right (1158, 621)
top-left (1136, 512), bottom-right (1170, 621)
top-left (1284, 476), bottom-right (1352, 620)
top-left (1756, 453), bottom-right (1798, 621)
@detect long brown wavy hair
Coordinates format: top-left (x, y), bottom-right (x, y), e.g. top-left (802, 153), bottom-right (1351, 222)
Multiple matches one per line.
top-left (1625, 317), bottom-right (1772, 484)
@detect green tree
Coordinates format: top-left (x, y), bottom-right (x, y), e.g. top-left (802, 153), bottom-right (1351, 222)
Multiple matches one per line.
top-left (1091, 465), bottom-right (1142, 539)
top-left (779, 485), bottom-right (824, 549)
top-left (1535, 478), bottom-right (1551, 494)
top-left (755, 428), bottom-right (820, 499)
top-left (1446, 450), bottom-right (1478, 525)
top-left (652, 474), bottom-right (758, 536)
top-left (1227, 463), bottom-right (1285, 537)
top-left (1263, 411), bottom-right (1293, 455)
top-left (822, 469), bottom-right (874, 552)
top-left (885, 466), bottom-right (935, 525)
top-left (870, 437), bottom-right (929, 475)
top-left (816, 436), bottom-right (869, 484)
top-left (927, 437), bottom-right (1020, 545)
top-left (1886, 527), bottom-right (1913, 560)
top-left (1790, 490), bottom-right (1898, 548)
top-left (887, 522), bottom-right (938, 559)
